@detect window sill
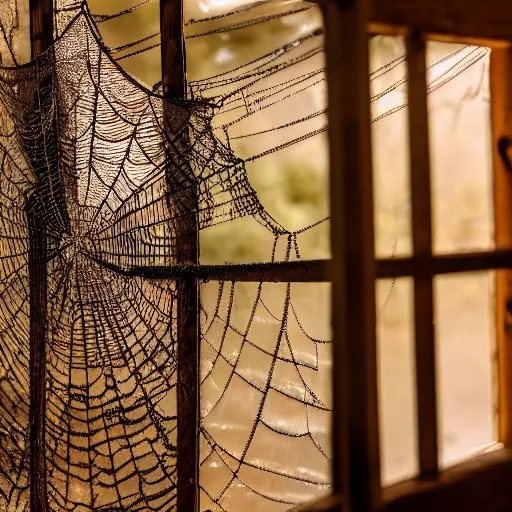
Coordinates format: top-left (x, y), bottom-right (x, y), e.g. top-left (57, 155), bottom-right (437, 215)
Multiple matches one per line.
top-left (381, 446), bottom-right (512, 512)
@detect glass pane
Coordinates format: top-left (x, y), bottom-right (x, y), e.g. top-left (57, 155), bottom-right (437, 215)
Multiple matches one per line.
top-left (200, 281), bottom-right (332, 511)
top-left (435, 272), bottom-right (496, 467)
top-left (191, 2), bottom-right (330, 264)
top-left (0, 0), bottom-right (30, 65)
top-left (370, 36), bottom-right (412, 258)
top-left (86, 0), bottom-right (162, 88)
top-left (46, 270), bottom-right (179, 509)
top-left (82, 0), bottom-right (330, 266)
top-left (427, 42), bottom-right (494, 254)
top-left (376, 278), bottom-right (417, 485)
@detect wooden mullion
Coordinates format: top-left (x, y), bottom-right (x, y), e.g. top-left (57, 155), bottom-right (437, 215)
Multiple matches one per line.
top-left (322, 0), bottom-right (381, 509)
top-left (29, 1), bottom-right (53, 511)
top-left (91, 248), bottom-right (512, 282)
top-left (27, 198), bottom-right (49, 512)
top-left (160, 1), bottom-right (200, 511)
top-left (30, 0), bottom-right (53, 59)
top-left (309, 0), bottom-right (512, 46)
top-left (376, 249), bottom-right (512, 278)
top-left (406, 33), bottom-right (439, 477)
top-left (369, 0), bottom-right (512, 47)
top-left (88, 256), bottom-right (330, 282)
top-left (381, 446), bottom-right (512, 512)
top-left (490, 48), bottom-right (512, 447)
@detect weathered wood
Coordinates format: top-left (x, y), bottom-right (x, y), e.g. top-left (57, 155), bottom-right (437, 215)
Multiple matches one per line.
top-left (90, 249), bottom-right (512, 282)
top-left (406, 33), bottom-right (438, 478)
top-left (89, 255), bottom-right (330, 282)
top-left (308, 0), bottom-right (512, 45)
top-left (491, 48), bottom-right (512, 447)
top-left (29, 1), bottom-right (53, 510)
top-left (30, 0), bottom-right (53, 60)
top-left (160, 1), bottom-right (199, 511)
top-left (369, 0), bottom-right (512, 47)
top-left (322, 0), bottom-right (381, 509)
top-left (381, 446), bottom-right (512, 512)
top-left (161, 0), bottom-right (187, 99)
top-left (27, 198), bottom-right (49, 512)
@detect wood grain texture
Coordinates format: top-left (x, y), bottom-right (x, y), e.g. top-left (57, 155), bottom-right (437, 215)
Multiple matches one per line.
top-left (406, 33), bottom-right (438, 478)
top-left (92, 250), bottom-right (512, 281)
top-left (29, 1), bottom-right (53, 510)
top-left (29, 0), bottom-right (53, 60)
top-left (89, 256), bottom-right (330, 282)
top-left (376, 250), bottom-right (512, 278)
top-left (27, 197), bottom-right (49, 512)
top-left (161, 0), bottom-right (187, 98)
top-left (370, 0), bottom-right (512, 46)
top-left (322, 0), bottom-right (381, 509)
top-left (491, 48), bottom-right (512, 448)
top-left (309, 0), bottom-right (512, 45)
top-left (160, 1), bottom-right (199, 510)
top-left (381, 447), bottom-right (512, 512)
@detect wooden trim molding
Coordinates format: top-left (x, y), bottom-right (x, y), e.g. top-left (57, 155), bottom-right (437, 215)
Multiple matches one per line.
top-left (381, 447), bottom-right (512, 512)
top-left (406, 31), bottom-right (438, 477)
top-left (90, 248), bottom-right (512, 282)
top-left (310, 0), bottom-right (512, 46)
top-left (376, 249), bottom-right (512, 278)
top-left (369, 0), bottom-right (512, 47)
top-left (491, 48), bottom-right (512, 447)
top-left (322, 0), bottom-right (382, 507)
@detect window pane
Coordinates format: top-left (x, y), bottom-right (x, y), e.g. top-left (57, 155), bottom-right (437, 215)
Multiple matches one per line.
top-left (86, 0), bottom-right (331, 265)
top-left (370, 36), bottom-right (412, 258)
top-left (427, 42), bottom-right (494, 255)
top-left (86, 0), bottom-right (162, 88)
top-left (435, 271), bottom-right (496, 467)
top-left (200, 281), bottom-right (332, 511)
top-left (377, 278), bottom-right (418, 485)
top-left (191, 2), bottom-right (330, 264)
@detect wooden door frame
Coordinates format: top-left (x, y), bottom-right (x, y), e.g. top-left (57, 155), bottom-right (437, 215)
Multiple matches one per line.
top-left (299, 0), bottom-right (512, 511)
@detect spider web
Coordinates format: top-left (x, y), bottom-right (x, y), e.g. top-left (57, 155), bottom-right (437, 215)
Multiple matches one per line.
top-left (0, 1), bottom-right (490, 511)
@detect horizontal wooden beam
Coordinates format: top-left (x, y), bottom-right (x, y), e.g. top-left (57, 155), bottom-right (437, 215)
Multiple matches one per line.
top-left (88, 255), bottom-right (330, 282)
top-left (381, 446), bottom-right (512, 512)
top-left (311, 0), bottom-right (512, 46)
top-left (369, 0), bottom-right (512, 46)
top-left (377, 249), bottom-right (512, 278)
top-left (87, 249), bottom-right (512, 282)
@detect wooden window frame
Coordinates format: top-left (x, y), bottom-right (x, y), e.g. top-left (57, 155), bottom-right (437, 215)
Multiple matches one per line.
top-left (294, 0), bottom-right (512, 511)
top-left (92, 0), bottom-right (512, 510)
top-left (26, 0), bottom-right (512, 510)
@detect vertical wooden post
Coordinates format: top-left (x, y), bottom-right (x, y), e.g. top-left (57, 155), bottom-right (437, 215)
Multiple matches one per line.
top-left (27, 197), bottom-right (49, 512)
top-left (161, 2), bottom-right (200, 511)
top-left (29, 1), bottom-right (53, 511)
top-left (161, 0), bottom-right (187, 99)
top-left (491, 48), bottom-right (512, 447)
top-left (323, 0), bottom-right (381, 509)
top-left (405, 33), bottom-right (439, 477)
top-left (30, 0), bottom-right (53, 59)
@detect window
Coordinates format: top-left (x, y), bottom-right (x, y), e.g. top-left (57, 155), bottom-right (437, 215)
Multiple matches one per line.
top-left (313, 0), bottom-right (512, 510)
top-left (3, 0), bottom-right (512, 511)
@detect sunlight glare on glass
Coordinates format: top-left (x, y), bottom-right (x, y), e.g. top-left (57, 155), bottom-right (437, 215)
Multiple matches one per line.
top-left (372, 90), bottom-right (406, 121)
top-left (215, 47), bottom-right (235, 65)
top-left (198, 0), bottom-right (252, 13)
